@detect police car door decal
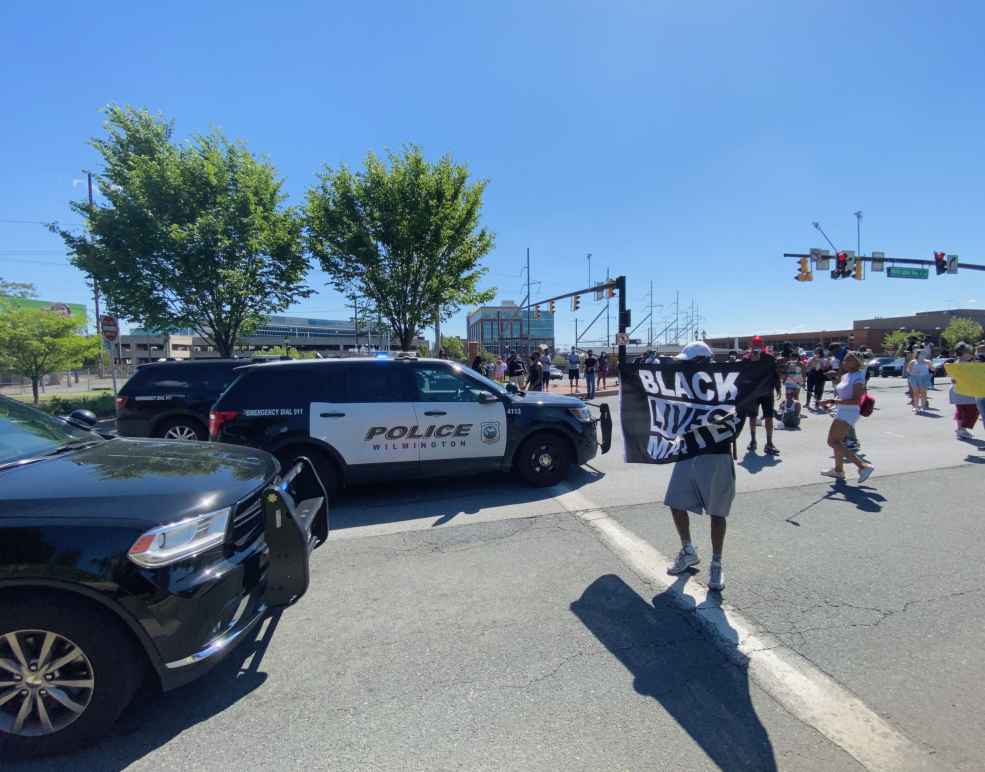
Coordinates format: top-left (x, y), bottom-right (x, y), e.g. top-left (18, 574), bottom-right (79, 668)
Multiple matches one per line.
top-left (310, 402), bottom-right (421, 466)
top-left (411, 366), bottom-right (507, 462)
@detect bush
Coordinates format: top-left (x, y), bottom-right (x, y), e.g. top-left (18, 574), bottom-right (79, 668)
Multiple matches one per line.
top-left (38, 393), bottom-right (116, 418)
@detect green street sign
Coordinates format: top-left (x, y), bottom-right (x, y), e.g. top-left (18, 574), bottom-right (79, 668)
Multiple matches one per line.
top-left (886, 266), bottom-right (929, 280)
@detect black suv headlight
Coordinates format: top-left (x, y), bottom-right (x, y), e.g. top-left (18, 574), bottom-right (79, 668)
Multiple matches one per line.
top-left (127, 507), bottom-right (232, 567)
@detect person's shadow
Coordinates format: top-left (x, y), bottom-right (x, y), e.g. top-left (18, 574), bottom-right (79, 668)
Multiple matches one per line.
top-left (571, 574), bottom-right (777, 771)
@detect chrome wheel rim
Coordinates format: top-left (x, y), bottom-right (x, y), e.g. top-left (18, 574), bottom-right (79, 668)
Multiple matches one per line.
top-left (164, 424), bottom-right (199, 441)
top-left (0, 630), bottom-right (95, 736)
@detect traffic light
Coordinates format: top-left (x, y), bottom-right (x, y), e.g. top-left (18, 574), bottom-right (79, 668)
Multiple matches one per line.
top-left (843, 250), bottom-right (856, 278)
top-left (548, 300), bottom-right (556, 313)
top-left (571, 294), bottom-right (581, 311)
top-left (795, 256), bottom-right (813, 282)
top-left (833, 251), bottom-right (848, 279)
top-left (853, 259), bottom-right (864, 280)
top-left (606, 286), bottom-right (616, 298)
top-left (534, 304), bottom-right (541, 319)
top-left (934, 251), bottom-right (947, 275)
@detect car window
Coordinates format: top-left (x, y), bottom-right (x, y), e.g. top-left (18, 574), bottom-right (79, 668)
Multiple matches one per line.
top-left (230, 366), bottom-right (346, 404)
top-left (414, 365), bottom-right (492, 403)
top-left (0, 398), bottom-right (94, 467)
top-left (345, 364), bottom-right (412, 403)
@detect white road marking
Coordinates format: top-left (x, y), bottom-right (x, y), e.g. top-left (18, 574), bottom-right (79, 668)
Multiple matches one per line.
top-left (884, 431), bottom-right (906, 438)
top-left (554, 484), bottom-right (936, 772)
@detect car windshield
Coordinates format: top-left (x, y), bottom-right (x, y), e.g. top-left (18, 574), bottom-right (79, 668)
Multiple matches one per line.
top-left (0, 397), bottom-right (98, 467)
top-left (454, 364), bottom-right (509, 395)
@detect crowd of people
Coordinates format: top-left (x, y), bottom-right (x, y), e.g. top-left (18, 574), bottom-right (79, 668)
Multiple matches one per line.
top-left (466, 348), bottom-right (615, 399)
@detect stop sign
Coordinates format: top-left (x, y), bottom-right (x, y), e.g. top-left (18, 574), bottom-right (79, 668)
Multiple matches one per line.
top-left (99, 315), bottom-right (119, 342)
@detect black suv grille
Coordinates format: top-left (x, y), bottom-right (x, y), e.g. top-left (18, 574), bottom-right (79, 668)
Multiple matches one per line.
top-left (230, 492), bottom-right (264, 547)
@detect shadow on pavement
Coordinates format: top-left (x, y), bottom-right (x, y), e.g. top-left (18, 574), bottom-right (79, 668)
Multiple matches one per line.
top-left (330, 465), bottom-right (604, 531)
top-left (785, 481), bottom-right (887, 525)
top-left (738, 451), bottom-right (782, 474)
top-left (15, 611), bottom-right (284, 770)
top-left (571, 574), bottom-right (777, 772)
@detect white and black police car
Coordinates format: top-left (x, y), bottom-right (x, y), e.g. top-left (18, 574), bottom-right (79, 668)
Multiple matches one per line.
top-left (209, 353), bottom-right (611, 497)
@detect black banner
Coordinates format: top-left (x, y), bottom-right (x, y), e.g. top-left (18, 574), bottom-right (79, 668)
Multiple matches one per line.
top-left (619, 360), bottom-right (778, 464)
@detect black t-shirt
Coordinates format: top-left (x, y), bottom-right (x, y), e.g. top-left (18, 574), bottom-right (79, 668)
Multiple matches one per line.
top-left (585, 355), bottom-right (598, 373)
top-left (527, 361), bottom-right (544, 389)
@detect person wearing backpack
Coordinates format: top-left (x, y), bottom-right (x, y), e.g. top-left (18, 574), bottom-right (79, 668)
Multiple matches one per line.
top-left (819, 351), bottom-right (875, 483)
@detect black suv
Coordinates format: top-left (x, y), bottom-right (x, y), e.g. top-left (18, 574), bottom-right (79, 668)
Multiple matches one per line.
top-left (116, 360), bottom-right (243, 441)
top-left (210, 356), bottom-right (611, 497)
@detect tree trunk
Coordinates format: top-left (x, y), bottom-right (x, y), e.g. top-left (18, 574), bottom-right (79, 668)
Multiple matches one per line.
top-left (31, 376), bottom-right (40, 405)
top-left (399, 330), bottom-right (415, 351)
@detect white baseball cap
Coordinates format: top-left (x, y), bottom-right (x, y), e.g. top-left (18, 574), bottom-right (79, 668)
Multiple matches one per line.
top-left (675, 341), bottom-right (713, 360)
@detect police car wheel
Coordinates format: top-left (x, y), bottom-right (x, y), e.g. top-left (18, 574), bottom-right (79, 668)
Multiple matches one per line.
top-left (158, 418), bottom-right (206, 442)
top-left (274, 445), bottom-right (339, 500)
top-left (516, 432), bottom-right (571, 487)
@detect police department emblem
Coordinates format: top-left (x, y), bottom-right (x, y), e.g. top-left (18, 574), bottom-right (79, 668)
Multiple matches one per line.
top-left (480, 421), bottom-right (501, 444)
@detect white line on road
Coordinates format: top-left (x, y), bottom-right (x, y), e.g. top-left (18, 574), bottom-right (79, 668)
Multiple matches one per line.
top-left (553, 484), bottom-right (937, 772)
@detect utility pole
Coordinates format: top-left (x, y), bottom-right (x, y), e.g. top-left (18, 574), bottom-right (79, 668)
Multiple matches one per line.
top-left (574, 318), bottom-right (579, 349)
top-left (605, 267), bottom-right (610, 349)
top-left (648, 280), bottom-right (653, 348)
top-left (586, 253), bottom-right (592, 288)
top-left (855, 210), bottom-right (863, 280)
top-left (525, 247), bottom-right (532, 357)
top-left (351, 295), bottom-right (360, 351)
top-left (674, 291), bottom-right (680, 345)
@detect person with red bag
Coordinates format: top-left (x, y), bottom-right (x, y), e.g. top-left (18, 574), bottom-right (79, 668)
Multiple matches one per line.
top-left (819, 352), bottom-right (875, 483)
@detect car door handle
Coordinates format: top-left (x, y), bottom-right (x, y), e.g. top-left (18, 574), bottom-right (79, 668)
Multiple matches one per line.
top-left (424, 410), bottom-right (447, 416)
top-left (320, 412), bottom-right (346, 418)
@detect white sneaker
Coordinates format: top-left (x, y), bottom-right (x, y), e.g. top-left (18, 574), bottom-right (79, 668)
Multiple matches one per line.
top-left (821, 468), bottom-right (845, 480)
top-left (668, 544), bottom-right (699, 575)
top-left (708, 560), bottom-right (725, 591)
top-left (957, 428), bottom-right (973, 439)
top-left (858, 465), bottom-right (874, 484)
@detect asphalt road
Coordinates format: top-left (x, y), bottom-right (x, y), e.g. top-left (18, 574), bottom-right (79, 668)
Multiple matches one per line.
top-left (18, 376), bottom-right (984, 771)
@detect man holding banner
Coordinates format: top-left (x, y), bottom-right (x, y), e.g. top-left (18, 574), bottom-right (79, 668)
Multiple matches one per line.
top-left (620, 341), bottom-right (779, 591)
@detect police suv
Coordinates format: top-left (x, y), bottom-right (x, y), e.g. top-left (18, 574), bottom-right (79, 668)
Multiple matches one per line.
top-left (209, 354), bottom-right (611, 497)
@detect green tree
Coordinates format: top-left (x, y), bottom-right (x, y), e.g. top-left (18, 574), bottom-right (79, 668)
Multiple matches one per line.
top-left (440, 335), bottom-right (466, 361)
top-left (941, 317), bottom-right (984, 351)
top-left (0, 279), bottom-right (37, 298)
top-left (0, 305), bottom-right (103, 404)
top-left (52, 106), bottom-right (311, 358)
top-left (305, 145), bottom-right (496, 351)
top-left (882, 329), bottom-right (924, 354)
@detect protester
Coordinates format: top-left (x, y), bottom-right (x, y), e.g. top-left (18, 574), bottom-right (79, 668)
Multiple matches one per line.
top-left (526, 351), bottom-right (544, 392)
top-left (778, 384), bottom-right (802, 429)
top-left (507, 352), bottom-right (526, 387)
top-left (494, 356), bottom-right (507, 382)
top-left (664, 341), bottom-right (734, 591)
top-left (567, 349), bottom-right (580, 392)
top-left (805, 347), bottom-right (828, 410)
top-left (584, 350), bottom-right (598, 399)
top-left (950, 342), bottom-right (979, 439)
top-left (819, 352), bottom-right (875, 483)
top-left (907, 351), bottom-right (932, 412)
top-left (471, 354), bottom-right (483, 372)
top-left (778, 342), bottom-right (805, 401)
top-left (598, 352), bottom-right (609, 390)
top-left (540, 349), bottom-right (552, 391)
top-left (739, 336), bottom-right (782, 455)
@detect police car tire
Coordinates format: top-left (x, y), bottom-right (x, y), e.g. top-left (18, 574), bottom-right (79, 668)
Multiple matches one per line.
top-left (275, 445), bottom-right (339, 500)
top-left (156, 416), bottom-right (207, 442)
top-left (516, 432), bottom-right (572, 487)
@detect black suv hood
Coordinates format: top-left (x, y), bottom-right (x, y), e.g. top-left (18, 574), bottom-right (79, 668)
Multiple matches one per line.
top-left (0, 438), bottom-right (276, 526)
top-left (513, 392), bottom-right (587, 408)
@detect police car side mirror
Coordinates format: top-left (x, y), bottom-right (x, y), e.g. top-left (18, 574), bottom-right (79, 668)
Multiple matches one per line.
top-left (477, 391), bottom-right (499, 404)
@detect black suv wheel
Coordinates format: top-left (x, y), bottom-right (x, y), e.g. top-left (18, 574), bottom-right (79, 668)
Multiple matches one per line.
top-left (0, 597), bottom-right (143, 758)
top-left (157, 417), bottom-right (206, 441)
top-left (516, 432), bottom-right (572, 487)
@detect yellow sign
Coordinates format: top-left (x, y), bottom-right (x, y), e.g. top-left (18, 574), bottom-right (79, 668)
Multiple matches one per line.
top-left (945, 362), bottom-right (985, 398)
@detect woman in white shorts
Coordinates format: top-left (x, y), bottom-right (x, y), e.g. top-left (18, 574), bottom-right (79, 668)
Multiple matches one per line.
top-left (907, 352), bottom-right (932, 412)
top-left (819, 352), bottom-right (874, 483)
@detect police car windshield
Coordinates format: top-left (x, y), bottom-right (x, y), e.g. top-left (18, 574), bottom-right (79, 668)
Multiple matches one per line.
top-left (455, 364), bottom-right (508, 395)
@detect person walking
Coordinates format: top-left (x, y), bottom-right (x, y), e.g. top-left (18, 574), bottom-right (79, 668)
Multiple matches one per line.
top-left (598, 352), bottom-right (609, 391)
top-left (907, 351), bottom-right (932, 412)
top-left (584, 350), bottom-right (598, 399)
top-left (950, 342), bottom-right (979, 439)
top-left (526, 351), bottom-right (544, 392)
top-left (739, 337), bottom-right (782, 455)
top-left (567, 350), bottom-right (580, 393)
top-left (819, 352), bottom-right (875, 483)
top-left (541, 349), bottom-right (553, 391)
top-left (805, 347), bottom-right (828, 410)
top-left (507, 352), bottom-right (526, 388)
top-left (494, 356), bottom-right (507, 382)
top-left (665, 341), bottom-right (734, 591)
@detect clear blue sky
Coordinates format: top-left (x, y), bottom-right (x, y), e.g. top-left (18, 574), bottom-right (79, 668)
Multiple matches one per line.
top-left (3, 0), bottom-right (984, 347)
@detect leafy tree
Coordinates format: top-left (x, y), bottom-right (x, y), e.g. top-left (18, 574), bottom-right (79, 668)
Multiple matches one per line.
top-left (52, 106), bottom-right (311, 358)
top-left (0, 305), bottom-right (103, 404)
top-left (440, 335), bottom-right (466, 362)
top-left (882, 329), bottom-right (924, 354)
top-left (258, 345), bottom-right (318, 359)
top-left (0, 278), bottom-right (37, 298)
top-left (941, 317), bottom-right (983, 351)
top-left (305, 145), bottom-right (496, 351)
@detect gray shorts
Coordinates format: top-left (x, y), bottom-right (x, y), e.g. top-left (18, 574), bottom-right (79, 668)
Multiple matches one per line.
top-left (663, 453), bottom-right (736, 518)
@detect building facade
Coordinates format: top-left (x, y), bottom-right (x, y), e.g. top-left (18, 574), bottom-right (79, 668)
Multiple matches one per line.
top-left (116, 315), bottom-right (421, 365)
top-left (705, 308), bottom-right (985, 355)
top-left (466, 301), bottom-right (555, 355)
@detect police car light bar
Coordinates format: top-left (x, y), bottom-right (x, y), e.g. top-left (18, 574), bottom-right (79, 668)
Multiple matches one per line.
top-left (395, 351), bottom-right (419, 359)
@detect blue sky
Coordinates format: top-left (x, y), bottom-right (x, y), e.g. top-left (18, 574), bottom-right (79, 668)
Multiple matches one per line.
top-left (2, 0), bottom-right (984, 347)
